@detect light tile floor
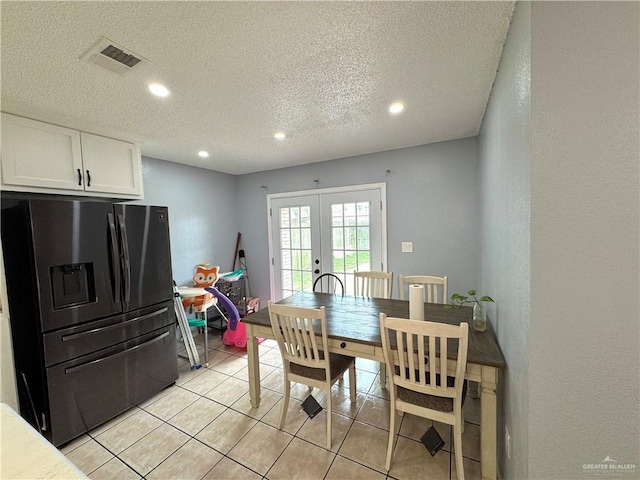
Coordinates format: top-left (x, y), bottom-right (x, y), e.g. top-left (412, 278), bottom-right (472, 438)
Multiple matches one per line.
top-left (61, 331), bottom-right (482, 479)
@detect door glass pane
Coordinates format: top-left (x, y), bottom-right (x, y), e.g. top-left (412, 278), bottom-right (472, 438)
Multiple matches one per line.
top-left (301, 206), bottom-right (311, 227)
top-left (278, 205), bottom-right (314, 299)
top-left (345, 227), bottom-right (356, 249)
top-left (301, 229), bottom-right (311, 249)
top-left (281, 250), bottom-right (292, 269)
top-left (301, 250), bottom-right (311, 270)
top-left (357, 227), bottom-right (369, 249)
top-left (280, 229), bottom-right (291, 248)
top-left (302, 271), bottom-right (313, 290)
top-left (357, 251), bottom-right (370, 270)
top-left (272, 188), bottom-right (383, 300)
top-left (291, 229), bottom-right (300, 249)
top-left (357, 203), bottom-right (369, 229)
top-left (291, 207), bottom-right (300, 227)
top-left (330, 201), bottom-right (372, 289)
top-left (280, 209), bottom-right (290, 228)
top-left (331, 204), bottom-right (342, 226)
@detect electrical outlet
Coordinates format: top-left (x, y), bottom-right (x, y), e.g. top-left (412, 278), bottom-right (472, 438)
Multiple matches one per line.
top-left (401, 241), bottom-right (413, 253)
top-left (505, 426), bottom-right (511, 460)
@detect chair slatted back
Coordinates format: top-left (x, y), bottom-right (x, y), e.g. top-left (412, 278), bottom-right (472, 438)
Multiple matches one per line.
top-left (379, 314), bottom-right (468, 400)
top-left (354, 271), bottom-right (393, 299)
top-left (398, 275), bottom-right (448, 304)
top-left (268, 302), bottom-right (330, 371)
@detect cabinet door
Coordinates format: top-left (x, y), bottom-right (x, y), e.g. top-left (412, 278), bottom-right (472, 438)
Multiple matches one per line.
top-left (1, 113), bottom-right (84, 191)
top-left (80, 132), bottom-right (143, 196)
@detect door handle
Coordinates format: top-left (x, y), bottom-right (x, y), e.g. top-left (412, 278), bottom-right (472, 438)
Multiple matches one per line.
top-left (86, 170), bottom-right (91, 187)
top-left (77, 168), bottom-right (82, 186)
top-left (117, 214), bottom-right (131, 303)
top-left (62, 307), bottom-right (168, 342)
top-left (64, 331), bottom-right (170, 375)
top-left (107, 213), bottom-right (121, 303)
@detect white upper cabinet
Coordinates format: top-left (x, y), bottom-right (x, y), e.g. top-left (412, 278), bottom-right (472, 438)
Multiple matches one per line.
top-left (1, 113), bottom-right (143, 199)
top-left (80, 133), bottom-right (142, 197)
top-left (1, 114), bottom-right (84, 191)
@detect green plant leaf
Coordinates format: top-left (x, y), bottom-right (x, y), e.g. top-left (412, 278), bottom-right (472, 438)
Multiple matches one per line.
top-left (480, 296), bottom-right (495, 303)
top-left (468, 289), bottom-right (477, 296)
top-left (443, 305), bottom-right (452, 310)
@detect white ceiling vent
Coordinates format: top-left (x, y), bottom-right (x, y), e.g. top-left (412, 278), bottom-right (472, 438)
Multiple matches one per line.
top-left (80, 37), bottom-right (148, 75)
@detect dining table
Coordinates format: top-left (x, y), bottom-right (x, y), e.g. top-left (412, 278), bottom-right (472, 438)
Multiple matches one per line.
top-left (243, 291), bottom-right (506, 480)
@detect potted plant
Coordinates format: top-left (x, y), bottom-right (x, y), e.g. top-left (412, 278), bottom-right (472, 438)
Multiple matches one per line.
top-left (444, 289), bottom-right (494, 332)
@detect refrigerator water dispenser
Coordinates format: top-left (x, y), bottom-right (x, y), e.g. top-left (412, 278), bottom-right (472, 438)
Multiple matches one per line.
top-left (50, 263), bottom-right (96, 309)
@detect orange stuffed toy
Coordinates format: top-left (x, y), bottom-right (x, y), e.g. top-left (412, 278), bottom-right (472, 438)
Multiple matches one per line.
top-left (182, 264), bottom-right (220, 313)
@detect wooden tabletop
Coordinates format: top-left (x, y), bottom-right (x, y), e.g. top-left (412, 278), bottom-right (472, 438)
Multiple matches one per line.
top-left (243, 291), bottom-right (506, 369)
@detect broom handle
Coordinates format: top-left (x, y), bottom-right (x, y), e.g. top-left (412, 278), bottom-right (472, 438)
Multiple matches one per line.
top-left (232, 232), bottom-right (241, 270)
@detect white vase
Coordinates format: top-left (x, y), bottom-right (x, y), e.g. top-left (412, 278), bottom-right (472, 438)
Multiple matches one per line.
top-left (472, 302), bottom-right (487, 332)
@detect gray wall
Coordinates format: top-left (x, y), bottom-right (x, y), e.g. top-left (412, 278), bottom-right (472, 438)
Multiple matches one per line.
top-left (235, 139), bottom-right (480, 305)
top-left (528, 2), bottom-right (639, 477)
top-left (136, 156), bottom-right (239, 286)
top-left (478, 1), bottom-right (531, 479)
top-left (480, 3), bottom-right (640, 478)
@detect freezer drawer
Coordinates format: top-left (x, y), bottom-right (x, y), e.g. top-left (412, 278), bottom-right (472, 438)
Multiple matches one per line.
top-left (46, 325), bottom-right (178, 446)
top-left (43, 301), bottom-right (174, 367)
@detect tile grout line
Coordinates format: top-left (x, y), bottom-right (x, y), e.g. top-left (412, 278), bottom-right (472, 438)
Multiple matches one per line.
top-left (63, 339), bottom-right (483, 479)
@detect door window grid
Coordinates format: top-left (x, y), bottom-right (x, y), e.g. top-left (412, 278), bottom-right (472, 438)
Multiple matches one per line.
top-left (279, 206), bottom-right (313, 298)
top-left (330, 202), bottom-right (371, 296)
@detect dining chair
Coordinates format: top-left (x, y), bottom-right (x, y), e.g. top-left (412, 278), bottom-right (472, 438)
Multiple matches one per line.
top-left (353, 270), bottom-right (393, 384)
top-left (398, 275), bottom-right (448, 304)
top-left (313, 273), bottom-right (344, 296)
top-left (267, 301), bottom-right (356, 449)
top-left (353, 271), bottom-right (393, 299)
top-left (379, 313), bottom-right (468, 478)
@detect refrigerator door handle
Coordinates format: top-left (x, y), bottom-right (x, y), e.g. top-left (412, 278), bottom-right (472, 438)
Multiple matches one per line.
top-left (107, 213), bottom-right (121, 303)
top-left (63, 331), bottom-right (170, 375)
top-left (61, 307), bottom-right (169, 342)
top-left (117, 214), bottom-right (131, 303)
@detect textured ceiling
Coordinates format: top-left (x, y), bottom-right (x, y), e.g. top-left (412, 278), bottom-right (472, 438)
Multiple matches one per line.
top-left (1, 1), bottom-right (514, 175)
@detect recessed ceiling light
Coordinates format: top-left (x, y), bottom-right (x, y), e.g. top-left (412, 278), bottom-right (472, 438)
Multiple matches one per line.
top-left (148, 83), bottom-right (170, 98)
top-left (198, 151), bottom-right (209, 158)
top-left (389, 102), bottom-right (405, 114)
top-left (274, 132), bottom-right (286, 140)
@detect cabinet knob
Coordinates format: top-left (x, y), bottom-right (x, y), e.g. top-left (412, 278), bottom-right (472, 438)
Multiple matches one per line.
top-left (340, 342), bottom-right (346, 348)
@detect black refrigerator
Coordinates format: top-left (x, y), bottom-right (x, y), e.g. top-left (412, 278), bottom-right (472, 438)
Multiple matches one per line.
top-left (1, 197), bottom-right (178, 446)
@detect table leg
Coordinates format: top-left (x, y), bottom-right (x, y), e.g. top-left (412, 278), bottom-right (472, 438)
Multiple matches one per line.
top-left (379, 362), bottom-right (387, 388)
top-left (246, 325), bottom-right (261, 408)
top-left (480, 366), bottom-right (498, 480)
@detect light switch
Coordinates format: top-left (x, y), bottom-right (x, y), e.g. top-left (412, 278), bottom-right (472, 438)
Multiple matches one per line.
top-left (401, 242), bottom-right (413, 253)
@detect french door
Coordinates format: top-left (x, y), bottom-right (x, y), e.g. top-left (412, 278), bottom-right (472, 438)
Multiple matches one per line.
top-left (268, 184), bottom-right (386, 300)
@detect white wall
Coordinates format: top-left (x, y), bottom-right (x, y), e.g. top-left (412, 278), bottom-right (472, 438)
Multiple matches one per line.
top-left (478, 2), bottom-right (531, 478)
top-left (529, 2), bottom-right (639, 477)
top-left (235, 139), bottom-right (481, 305)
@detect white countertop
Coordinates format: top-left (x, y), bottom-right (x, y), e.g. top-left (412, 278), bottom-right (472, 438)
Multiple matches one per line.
top-left (0, 403), bottom-right (87, 479)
